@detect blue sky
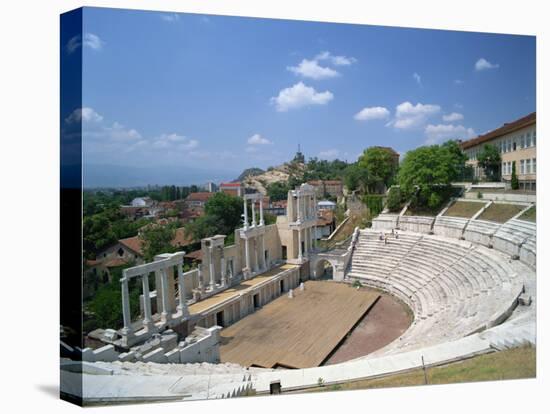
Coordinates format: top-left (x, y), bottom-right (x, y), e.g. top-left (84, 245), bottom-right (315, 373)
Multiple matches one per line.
top-left (66, 7), bottom-right (535, 187)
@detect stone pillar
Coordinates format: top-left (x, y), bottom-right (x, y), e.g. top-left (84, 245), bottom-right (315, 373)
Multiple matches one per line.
top-left (313, 225), bottom-right (317, 248)
top-left (141, 273), bottom-right (153, 329)
top-left (160, 269), bottom-right (170, 322)
top-left (259, 198), bottom-right (264, 226)
top-left (209, 246), bottom-right (215, 290)
top-left (176, 264), bottom-right (189, 317)
top-left (198, 264), bottom-right (204, 292)
top-left (298, 229), bottom-right (303, 261)
top-left (243, 199), bottom-right (248, 229)
top-left (121, 277), bottom-right (132, 335)
top-left (245, 237), bottom-right (251, 273)
top-left (220, 257), bottom-right (226, 286)
top-left (297, 194), bottom-right (303, 222)
top-left (261, 234), bottom-right (266, 270)
top-left (251, 200), bottom-right (256, 226)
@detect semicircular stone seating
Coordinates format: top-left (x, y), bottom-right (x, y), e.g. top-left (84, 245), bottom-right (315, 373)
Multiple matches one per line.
top-left (347, 229), bottom-right (525, 355)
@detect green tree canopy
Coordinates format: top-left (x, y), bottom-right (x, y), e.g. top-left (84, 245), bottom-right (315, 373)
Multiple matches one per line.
top-left (140, 225), bottom-right (176, 262)
top-left (267, 181), bottom-right (291, 201)
top-left (343, 163), bottom-right (369, 193)
top-left (185, 192), bottom-right (244, 242)
top-left (477, 144), bottom-right (501, 181)
top-left (357, 147), bottom-right (398, 193)
top-left (398, 141), bottom-right (465, 210)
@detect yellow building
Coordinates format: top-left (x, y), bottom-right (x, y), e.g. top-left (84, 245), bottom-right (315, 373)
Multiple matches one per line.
top-left (461, 112), bottom-right (536, 191)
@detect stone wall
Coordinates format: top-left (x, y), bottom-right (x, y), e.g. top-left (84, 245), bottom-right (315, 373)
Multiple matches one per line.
top-left (398, 215), bottom-right (434, 233)
top-left (433, 216), bottom-right (468, 239)
top-left (371, 214), bottom-right (399, 230)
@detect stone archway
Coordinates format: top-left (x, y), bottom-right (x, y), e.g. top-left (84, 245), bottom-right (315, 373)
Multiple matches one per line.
top-left (312, 258), bottom-right (337, 280)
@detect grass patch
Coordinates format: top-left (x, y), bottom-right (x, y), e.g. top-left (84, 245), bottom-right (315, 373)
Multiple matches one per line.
top-left (444, 201), bottom-right (485, 218)
top-left (520, 206), bottom-right (536, 222)
top-left (306, 345), bottom-right (535, 393)
top-left (478, 203), bottom-right (525, 223)
top-left (404, 207), bottom-right (438, 216)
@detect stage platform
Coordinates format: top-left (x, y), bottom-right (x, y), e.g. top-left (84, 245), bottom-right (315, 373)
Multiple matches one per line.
top-left (188, 264), bottom-right (297, 314)
top-left (219, 280), bottom-right (380, 368)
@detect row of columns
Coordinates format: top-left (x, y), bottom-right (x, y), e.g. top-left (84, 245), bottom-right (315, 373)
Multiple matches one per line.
top-left (297, 226), bottom-right (317, 261)
top-left (243, 197), bottom-right (264, 229)
top-left (120, 261), bottom-right (189, 337)
top-left (244, 234), bottom-right (267, 274)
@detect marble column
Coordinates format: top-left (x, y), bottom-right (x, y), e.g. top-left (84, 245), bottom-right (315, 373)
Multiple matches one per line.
top-left (177, 264), bottom-right (189, 316)
top-left (141, 273), bottom-right (152, 329)
top-left (209, 246), bottom-right (215, 289)
top-left (220, 257), bottom-right (226, 286)
top-left (259, 199), bottom-right (264, 225)
top-left (251, 200), bottom-right (256, 226)
top-left (121, 277), bottom-right (132, 335)
top-left (160, 269), bottom-right (170, 322)
top-left (245, 238), bottom-right (251, 273)
top-left (243, 199), bottom-right (248, 229)
top-left (197, 264), bottom-right (204, 292)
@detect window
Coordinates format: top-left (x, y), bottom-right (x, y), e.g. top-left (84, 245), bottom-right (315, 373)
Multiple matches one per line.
top-left (520, 135), bottom-right (525, 149)
top-left (526, 159), bottom-right (531, 174)
top-left (533, 158), bottom-right (536, 173)
top-left (525, 132), bottom-right (530, 147)
top-left (513, 140), bottom-right (517, 151)
top-left (520, 160), bottom-right (525, 175)
top-left (507, 139), bottom-right (512, 152)
top-left (533, 131), bottom-right (536, 146)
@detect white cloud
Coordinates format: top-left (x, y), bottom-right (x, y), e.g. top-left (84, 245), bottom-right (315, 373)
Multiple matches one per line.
top-left (442, 112), bottom-right (464, 122)
top-left (318, 149), bottom-right (340, 160)
top-left (270, 82), bottom-right (334, 112)
top-left (160, 13), bottom-right (180, 22)
top-left (65, 107), bottom-right (103, 124)
top-left (152, 133), bottom-right (199, 150)
top-left (105, 122), bottom-right (142, 142)
top-left (475, 58), bottom-right (499, 71)
top-left (315, 51), bottom-right (357, 66)
top-left (454, 79), bottom-right (464, 85)
top-left (247, 134), bottom-right (272, 145)
top-left (424, 124), bottom-right (476, 145)
top-left (354, 106), bottom-right (390, 121)
top-left (413, 72), bottom-right (422, 85)
top-left (391, 101), bottom-right (441, 129)
top-left (287, 59), bottom-right (340, 80)
top-left (66, 33), bottom-right (104, 54)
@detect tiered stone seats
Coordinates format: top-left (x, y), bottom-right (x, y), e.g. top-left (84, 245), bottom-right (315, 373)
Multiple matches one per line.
top-left (520, 237), bottom-right (536, 268)
top-left (371, 214), bottom-right (399, 230)
top-left (347, 229), bottom-right (524, 355)
top-left (493, 219), bottom-right (536, 258)
top-left (433, 216), bottom-right (468, 239)
top-left (398, 215), bottom-right (434, 233)
top-left (463, 219), bottom-right (500, 247)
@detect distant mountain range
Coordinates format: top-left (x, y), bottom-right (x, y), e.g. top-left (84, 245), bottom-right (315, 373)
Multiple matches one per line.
top-left (83, 164), bottom-right (239, 188)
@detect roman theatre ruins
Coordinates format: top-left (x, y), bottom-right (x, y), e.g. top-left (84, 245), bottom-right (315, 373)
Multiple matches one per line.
top-left (61, 183), bottom-right (536, 403)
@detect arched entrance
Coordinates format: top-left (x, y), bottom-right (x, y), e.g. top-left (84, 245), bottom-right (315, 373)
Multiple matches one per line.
top-left (313, 258), bottom-right (336, 280)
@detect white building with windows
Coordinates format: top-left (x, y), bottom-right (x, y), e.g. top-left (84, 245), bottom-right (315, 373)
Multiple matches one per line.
top-left (461, 112), bottom-right (536, 191)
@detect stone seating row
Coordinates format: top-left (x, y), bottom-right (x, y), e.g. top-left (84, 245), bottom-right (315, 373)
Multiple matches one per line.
top-left (347, 230), bottom-right (524, 355)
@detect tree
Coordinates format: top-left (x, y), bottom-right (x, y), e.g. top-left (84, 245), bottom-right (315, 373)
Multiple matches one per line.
top-left (185, 192), bottom-right (244, 241)
top-left (141, 225), bottom-right (176, 262)
top-left (511, 161), bottom-right (519, 189)
top-left (267, 181), bottom-right (290, 201)
top-left (398, 143), bottom-right (463, 211)
top-left (386, 186), bottom-right (402, 212)
top-left (477, 144), bottom-right (501, 181)
top-left (343, 163), bottom-right (369, 193)
top-left (357, 147), bottom-right (398, 193)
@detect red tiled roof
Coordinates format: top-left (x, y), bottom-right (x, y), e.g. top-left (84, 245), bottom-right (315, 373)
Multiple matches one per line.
top-left (460, 112), bottom-right (536, 150)
top-left (220, 182), bottom-right (241, 187)
top-left (186, 192), bottom-right (214, 202)
top-left (119, 236), bottom-right (144, 256)
top-left (104, 258), bottom-right (129, 268)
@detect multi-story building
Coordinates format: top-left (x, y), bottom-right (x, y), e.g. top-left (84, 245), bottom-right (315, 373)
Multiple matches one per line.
top-left (461, 112), bottom-right (536, 191)
top-left (307, 180), bottom-right (343, 199)
top-left (219, 182), bottom-right (243, 197)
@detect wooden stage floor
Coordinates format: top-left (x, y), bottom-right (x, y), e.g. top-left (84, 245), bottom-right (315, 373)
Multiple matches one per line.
top-left (219, 281), bottom-right (380, 369)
